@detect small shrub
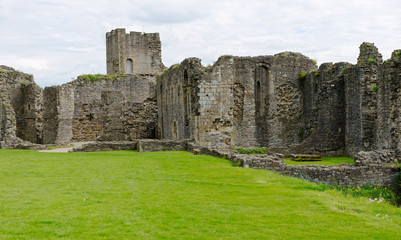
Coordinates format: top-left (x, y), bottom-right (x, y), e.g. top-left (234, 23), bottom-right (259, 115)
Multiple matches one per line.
top-left (395, 51), bottom-right (401, 57)
top-left (314, 71), bottom-right (320, 77)
top-left (298, 129), bottom-right (303, 137)
top-left (341, 67), bottom-right (347, 74)
top-left (231, 159), bottom-right (242, 167)
top-left (299, 71), bottom-right (306, 80)
top-left (233, 147), bottom-right (267, 155)
top-left (312, 59), bottom-right (317, 65)
top-left (394, 174), bottom-right (401, 206)
top-left (368, 58), bottom-right (376, 63)
top-left (371, 85), bottom-right (378, 92)
top-left (326, 67), bottom-right (332, 73)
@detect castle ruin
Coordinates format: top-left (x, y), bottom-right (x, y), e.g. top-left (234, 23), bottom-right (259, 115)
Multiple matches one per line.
top-left (1, 28), bottom-right (401, 165)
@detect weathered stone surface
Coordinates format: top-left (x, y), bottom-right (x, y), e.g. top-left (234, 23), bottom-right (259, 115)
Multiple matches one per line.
top-left (157, 53), bottom-right (317, 149)
top-left (187, 143), bottom-right (400, 188)
top-left (137, 139), bottom-right (188, 152)
top-left (106, 28), bottom-right (164, 75)
top-left (0, 65), bottom-right (43, 148)
top-left (73, 141), bottom-right (138, 152)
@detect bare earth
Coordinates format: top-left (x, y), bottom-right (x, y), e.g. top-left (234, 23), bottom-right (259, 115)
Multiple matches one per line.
top-left (37, 142), bottom-right (94, 153)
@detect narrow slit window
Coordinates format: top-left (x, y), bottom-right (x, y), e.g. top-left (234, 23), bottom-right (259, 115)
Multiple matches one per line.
top-left (126, 59), bottom-right (133, 74)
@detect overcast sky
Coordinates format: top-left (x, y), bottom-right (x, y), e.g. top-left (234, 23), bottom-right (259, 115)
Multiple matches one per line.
top-left (1, 0), bottom-right (400, 87)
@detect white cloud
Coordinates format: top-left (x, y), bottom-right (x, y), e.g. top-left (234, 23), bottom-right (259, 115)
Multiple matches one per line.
top-left (0, 0), bottom-right (400, 87)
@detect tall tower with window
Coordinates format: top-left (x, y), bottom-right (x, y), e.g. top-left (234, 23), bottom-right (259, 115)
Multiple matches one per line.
top-left (106, 28), bottom-right (164, 75)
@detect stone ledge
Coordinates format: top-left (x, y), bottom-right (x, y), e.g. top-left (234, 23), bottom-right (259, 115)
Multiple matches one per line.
top-left (73, 141), bottom-right (138, 152)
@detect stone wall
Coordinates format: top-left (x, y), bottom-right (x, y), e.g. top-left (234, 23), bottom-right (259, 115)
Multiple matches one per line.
top-left (232, 53), bottom-right (317, 148)
top-left (71, 75), bottom-right (157, 142)
top-left (354, 150), bottom-right (399, 166)
top-left (43, 84), bottom-right (74, 144)
top-left (42, 74), bottom-right (159, 144)
top-left (156, 58), bottom-right (203, 141)
top-left (72, 139), bottom-right (188, 152)
top-left (73, 141), bottom-right (138, 152)
top-left (378, 50), bottom-right (401, 160)
top-left (185, 143), bottom-right (400, 188)
top-left (106, 28), bottom-right (164, 75)
top-left (157, 53), bottom-right (316, 149)
top-left (344, 43), bottom-right (383, 155)
top-left (0, 65), bottom-right (43, 148)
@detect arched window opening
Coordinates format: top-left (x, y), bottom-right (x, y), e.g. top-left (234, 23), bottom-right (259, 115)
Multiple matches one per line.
top-left (126, 59), bottom-right (133, 74)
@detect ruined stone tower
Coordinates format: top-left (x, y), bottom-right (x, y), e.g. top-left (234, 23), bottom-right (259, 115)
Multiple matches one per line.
top-left (106, 28), bottom-right (164, 75)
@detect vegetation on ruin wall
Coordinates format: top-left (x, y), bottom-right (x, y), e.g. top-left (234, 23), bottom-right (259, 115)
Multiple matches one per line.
top-left (78, 73), bottom-right (127, 82)
top-left (0, 150), bottom-right (400, 239)
top-left (232, 147), bottom-right (267, 154)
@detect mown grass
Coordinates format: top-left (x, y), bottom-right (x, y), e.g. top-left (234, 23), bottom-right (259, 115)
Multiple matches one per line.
top-left (0, 150), bottom-right (400, 239)
top-left (285, 156), bottom-right (355, 165)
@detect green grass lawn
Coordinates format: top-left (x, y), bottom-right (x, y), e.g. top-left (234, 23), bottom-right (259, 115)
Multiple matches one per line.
top-left (285, 156), bottom-right (355, 165)
top-left (0, 150), bottom-right (400, 239)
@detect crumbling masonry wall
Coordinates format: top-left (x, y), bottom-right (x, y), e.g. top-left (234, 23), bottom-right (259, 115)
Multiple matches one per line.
top-left (106, 28), bottom-right (164, 75)
top-left (157, 53), bottom-right (317, 148)
top-left (43, 84), bottom-right (74, 144)
top-left (42, 74), bottom-right (158, 144)
top-left (0, 65), bottom-right (43, 148)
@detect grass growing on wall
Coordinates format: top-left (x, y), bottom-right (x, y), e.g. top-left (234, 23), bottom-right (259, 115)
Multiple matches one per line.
top-left (232, 147), bottom-right (267, 154)
top-left (285, 156), bottom-right (355, 165)
top-left (78, 74), bottom-right (127, 82)
top-left (0, 150), bottom-right (400, 239)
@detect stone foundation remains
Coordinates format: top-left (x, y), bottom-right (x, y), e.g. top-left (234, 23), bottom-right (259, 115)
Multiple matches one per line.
top-left (73, 140), bottom-right (400, 188)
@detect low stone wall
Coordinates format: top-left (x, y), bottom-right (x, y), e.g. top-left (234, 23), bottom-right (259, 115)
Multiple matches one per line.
top-left (73, 139), bottom-right (188, 152)
top-left (354, 150), bottom-right (399, 165)
top-left (72, 140), bottom-right (400, 188)
top-left (137, 139), bottom-right (188, 152)
top-left (186, 143), bottom-right (400, 188)
top-left (73, 141), bottom-right (138, 152)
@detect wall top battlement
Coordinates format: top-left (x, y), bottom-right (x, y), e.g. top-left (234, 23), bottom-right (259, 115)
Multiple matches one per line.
top-left (106, 28), bottom-right (160, 41)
